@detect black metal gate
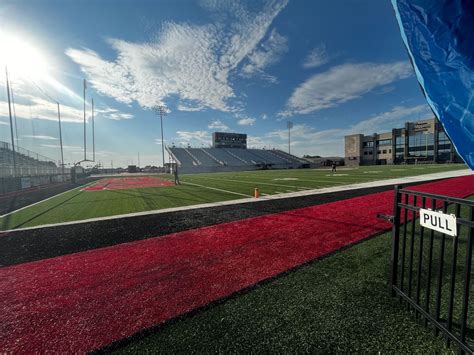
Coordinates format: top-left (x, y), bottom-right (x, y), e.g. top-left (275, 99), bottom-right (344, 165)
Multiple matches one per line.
top-left (388, 186), bottom-right (474, 353)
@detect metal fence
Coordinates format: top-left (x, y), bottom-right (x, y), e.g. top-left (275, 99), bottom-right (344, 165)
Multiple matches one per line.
top-left (388, 186), bottom-right (474, 353)
top-left (0, 141), bottom-right (57, 163)
top-left (0, 140), bottom-right (68, 178)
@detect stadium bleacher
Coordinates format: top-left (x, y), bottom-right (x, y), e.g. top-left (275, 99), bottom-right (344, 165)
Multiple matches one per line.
top-left (167, 147), bottom-right (308, 173)
top-left (0, 141), bottom-right (62, 177)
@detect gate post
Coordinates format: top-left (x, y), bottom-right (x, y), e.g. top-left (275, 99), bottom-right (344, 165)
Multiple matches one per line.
top-left (390, 185), bottom-right (402, 296)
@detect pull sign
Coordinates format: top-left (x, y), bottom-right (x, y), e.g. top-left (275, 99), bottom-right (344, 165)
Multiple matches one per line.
top-left (419, 209), bottom-right (457, 237)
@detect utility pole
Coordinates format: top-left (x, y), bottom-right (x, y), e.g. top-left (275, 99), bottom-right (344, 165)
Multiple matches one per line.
top-left (154, 105), bottom-right (167, 167)
top-left (287, 121), bottom-right (293, 155)
top-left (92, 98), bottom-right (95, 162)
top-left (57, 102), bottom-right (64, 174)
top-left (5, 67), bottom-right (16, 176)
top-left (83, 79), bottom-right (87, 161)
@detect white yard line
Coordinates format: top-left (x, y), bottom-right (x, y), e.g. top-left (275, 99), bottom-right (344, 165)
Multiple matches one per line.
top-left (187, 175), bottom-right (313, 190)
top-left (180, 181), bottom-right (253, 198)
top-left (1, 169), bottom-right (472, 233)
top-left (0, 181), bottom-right (95, 219)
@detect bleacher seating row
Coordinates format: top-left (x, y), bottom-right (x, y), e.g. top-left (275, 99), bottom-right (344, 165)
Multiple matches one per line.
top-left (167, 147), bottom-right (308, 173)
top-left (0, 141), bottom-right (61, 177)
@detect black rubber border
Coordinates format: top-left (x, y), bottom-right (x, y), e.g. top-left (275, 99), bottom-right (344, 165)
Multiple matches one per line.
top-left (0, 181), bottom-right (423, 267)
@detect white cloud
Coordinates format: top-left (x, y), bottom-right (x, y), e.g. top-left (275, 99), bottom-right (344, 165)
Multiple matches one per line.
top-left (175, 130), bottom-right (211, 145)
top-left (0, 93), bottom-right (132, 123)
top-left (267, 104), bottom-right (431, 156)
top-left (261, 113), bottom-right (268, 120)
top-left (22, 135), bottom-right (57, 140)
top-left (96, 107), bottom-right (134, 121)
top-left (302, 44), bottom-right (328, 69)
top-left (41, 144), bottom-right (83, 151)
top-left (237, 117), bottom-right (256, 126)
top-left (240, 28), bottom-right (288, 83)
top-left (0, 97), bottom-right (83, 123)
top-left (280, 61), bottom-right (413, 116)
top-left (208, 119), bottom-right (229, 131)
top-left (348, 104), bottom-right (431, 135)
top-left (66, 0), bottom-right (288, 113)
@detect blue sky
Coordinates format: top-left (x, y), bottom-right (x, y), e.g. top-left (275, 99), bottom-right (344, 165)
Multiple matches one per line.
top-left (0, 0), bottom-right (432, 167)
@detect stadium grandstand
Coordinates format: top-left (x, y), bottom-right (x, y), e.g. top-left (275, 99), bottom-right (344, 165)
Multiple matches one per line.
top-left (0, 141), bottom-right (70, 194)
top-left (167, 132), bottom-right (309, 173)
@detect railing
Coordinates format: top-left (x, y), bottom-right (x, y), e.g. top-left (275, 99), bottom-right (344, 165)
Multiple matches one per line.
top-left (200, 148), bottom-right (225, 166)
top-left (0, 141), bottom-right (57, 164)
top-left (388, 186), bottom-right (474, 353)
top-left (183, 148), bottom-right (201, 166)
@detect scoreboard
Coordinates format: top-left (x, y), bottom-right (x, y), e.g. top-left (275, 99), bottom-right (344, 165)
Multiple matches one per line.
top-left (212, 132), bottom-right (247, 149)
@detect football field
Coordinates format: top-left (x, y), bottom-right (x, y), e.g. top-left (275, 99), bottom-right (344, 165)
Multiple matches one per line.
top-left (0, 164), bottom-right (467, 230)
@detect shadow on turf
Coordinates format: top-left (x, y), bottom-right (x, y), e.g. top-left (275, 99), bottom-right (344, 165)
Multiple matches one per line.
top-left (2, 191), bottom-right (83, 230)
top-left (109, 187), bottom-right (217, 205)
top-left (92, 229), bottom-right (391, 354)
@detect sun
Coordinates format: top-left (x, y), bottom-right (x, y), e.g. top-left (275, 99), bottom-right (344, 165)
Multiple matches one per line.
top-left (0, 32), bottom-right (49, 81)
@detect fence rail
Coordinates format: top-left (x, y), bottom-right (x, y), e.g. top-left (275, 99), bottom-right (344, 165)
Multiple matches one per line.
top-left (389, 186), bottom-right (474, 354)
top-left (0, 141), bottom-right (57, 164)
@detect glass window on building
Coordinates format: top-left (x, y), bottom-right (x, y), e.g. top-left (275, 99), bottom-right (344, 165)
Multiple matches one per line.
top-left (395, 135), bottom-right (405, 162)
top-left (377, 139), bottom-right (392, 146)
top-left (363, 141), bottom-right (374, 148)
top-left (408, 132), bottom-right (434, 159)
top-left (437, 130), bottom-right (452, 161)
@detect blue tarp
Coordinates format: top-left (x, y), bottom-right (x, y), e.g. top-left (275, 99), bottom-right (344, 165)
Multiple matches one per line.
top-left (392, 0), bottom-right (474, 169)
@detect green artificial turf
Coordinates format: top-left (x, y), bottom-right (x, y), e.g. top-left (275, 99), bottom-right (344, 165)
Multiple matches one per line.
top-left (114, 198), bottom-right (474, 353)
top-left (0, 163), bottom-right (467, 230)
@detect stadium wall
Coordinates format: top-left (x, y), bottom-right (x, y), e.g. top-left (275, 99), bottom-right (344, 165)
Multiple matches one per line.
top-left (0, 173), bottom-right (71, 195)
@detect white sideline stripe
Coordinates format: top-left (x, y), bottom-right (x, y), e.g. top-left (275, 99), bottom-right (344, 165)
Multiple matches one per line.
top-left (180, 181), bottom-right (253, 197)
top-left (0, 181), bottom-right (95, 219)
top-left (188, 175), bottom-right (314, 190)
top-left (1, 169), bottom-right (472, 233)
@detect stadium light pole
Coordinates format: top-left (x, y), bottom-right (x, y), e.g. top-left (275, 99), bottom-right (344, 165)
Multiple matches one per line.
top-left (154, 105), bottom-right (167, 168)
top-left (83, 79), bottom-right (87, 161)
top-left (287, 121), bottom-right (293, 155)
top-left (10, 84), bottom-right (19, 147)
top-left (5, 66), bottom-right (17, 176)
top-left (92, 98), bottom-right (95, 162)
top-left (57, 102), bottom-right (65, 174)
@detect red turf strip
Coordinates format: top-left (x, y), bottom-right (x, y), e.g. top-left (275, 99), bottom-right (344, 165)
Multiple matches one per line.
top-left (1, 175), bottom-right (473, 352)
top-left (83, 176), bottom-right (174, 191)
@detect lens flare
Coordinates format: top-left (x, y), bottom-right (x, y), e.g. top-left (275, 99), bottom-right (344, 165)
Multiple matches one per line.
top-left (0, 32), bottom-right (49, 81)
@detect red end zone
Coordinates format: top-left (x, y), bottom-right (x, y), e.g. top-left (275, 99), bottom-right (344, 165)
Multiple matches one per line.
top-left (83, 176), bottom-right (174, 191)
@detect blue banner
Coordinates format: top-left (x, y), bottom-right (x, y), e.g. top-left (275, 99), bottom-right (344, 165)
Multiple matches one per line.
top-left (392, 0), bottom-right (474, 169)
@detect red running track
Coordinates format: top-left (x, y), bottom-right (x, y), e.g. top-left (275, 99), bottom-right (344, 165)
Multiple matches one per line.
top-left (83, 176), bottom-right (174, 191)
top-left (1, 175), bottom-right (473, 352)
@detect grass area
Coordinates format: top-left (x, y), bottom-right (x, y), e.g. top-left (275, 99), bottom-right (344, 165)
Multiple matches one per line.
top-left (0, 163), bottom-right (467, 230)
top-left (115, 198), bottom-right (473, 353)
